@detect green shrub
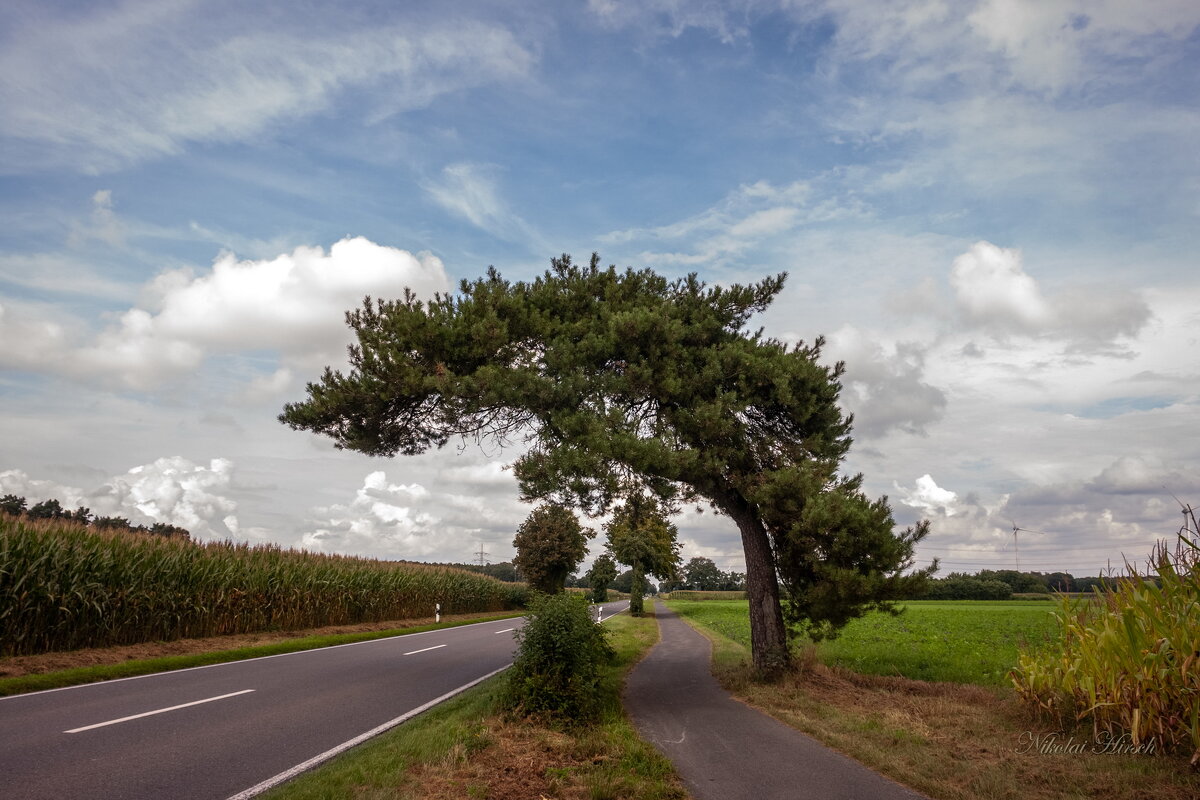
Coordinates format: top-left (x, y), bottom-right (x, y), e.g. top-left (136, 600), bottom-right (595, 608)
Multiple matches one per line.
top-left (503, 593), bottom-right (614, 722)
top-left (1012, 508), bottom-right (1200, 765)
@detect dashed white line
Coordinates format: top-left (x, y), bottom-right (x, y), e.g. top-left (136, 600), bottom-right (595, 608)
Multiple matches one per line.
top-left (65, 689), bottom-right (255, 734)
top-left (403, 644), bottom-right (447, 656)
top-left (493, 628), bottom-right (515, 634)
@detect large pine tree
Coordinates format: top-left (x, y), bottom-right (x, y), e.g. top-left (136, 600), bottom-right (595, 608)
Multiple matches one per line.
top-left (281, 253), bottom-right (932, 673)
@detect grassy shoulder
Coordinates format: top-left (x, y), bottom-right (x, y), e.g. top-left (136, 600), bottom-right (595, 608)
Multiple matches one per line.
top-left (669, 600), bottom-right (1200, 800)
top-left (264, 610), bottom-right (687, 800)
top-left (0, 612), bottom-right (523, 697)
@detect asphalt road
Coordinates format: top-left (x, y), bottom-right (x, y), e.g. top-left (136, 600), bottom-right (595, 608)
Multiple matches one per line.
top-left (625, 602), bottom-right (926, 800)
top-left (0, 600), bottom-right (629, 800)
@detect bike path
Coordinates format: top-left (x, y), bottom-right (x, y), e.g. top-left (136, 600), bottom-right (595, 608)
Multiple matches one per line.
top-left (623, 602), bottom-right (927, 800)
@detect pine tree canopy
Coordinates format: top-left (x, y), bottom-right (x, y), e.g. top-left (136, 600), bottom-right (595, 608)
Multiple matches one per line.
top-left (280, 253), bottom-right (932, 670)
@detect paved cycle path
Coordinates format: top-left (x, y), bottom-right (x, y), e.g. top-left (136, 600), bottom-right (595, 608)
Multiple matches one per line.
top-left (624, 603), bottom-right (927, 800)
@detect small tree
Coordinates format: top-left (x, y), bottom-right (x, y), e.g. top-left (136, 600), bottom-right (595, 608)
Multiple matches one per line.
top-left (503, 592), bottom-right (614, 722)
top-left (684, 556), bottom-right (724, 590)
top-left (27, 499), bottom-right (65, 520)
top-left (606, 493), bottom-right (680, 615)
top-left (0, 495), bottom-right (26, 516)
top-left (512, 504), bottom-right (591, 594)
top-left (585, 553), bottom-right (618, 602)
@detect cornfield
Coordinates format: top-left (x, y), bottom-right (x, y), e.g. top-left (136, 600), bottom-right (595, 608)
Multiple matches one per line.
top-left (660, 590), bottom-right (748, 601)
top-left (1012, 505), bottom-right (1200, 766)
top-left (0, 516), bottom-right (528, 656)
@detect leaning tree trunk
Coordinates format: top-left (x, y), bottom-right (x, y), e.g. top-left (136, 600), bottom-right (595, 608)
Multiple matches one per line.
top-left (723, 494), bottom-right (789, 676)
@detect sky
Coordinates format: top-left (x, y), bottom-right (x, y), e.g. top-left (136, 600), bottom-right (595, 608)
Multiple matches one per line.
top-left (1, 0), bottom-right (1198, 579)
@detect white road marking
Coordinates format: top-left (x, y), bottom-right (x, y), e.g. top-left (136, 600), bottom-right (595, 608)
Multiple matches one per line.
top-left (225, 601), bottom-right (630, 800)
top-left (403, 644), bottom-right (447, 656)
top-left (493, 628), bottom-right (515, 634)
top-left (1, 613), bottom-right (523, 702)
top-left (225, 665), bottom-right (511, 800)
top-left (64, 689), bottom-right (255, 734)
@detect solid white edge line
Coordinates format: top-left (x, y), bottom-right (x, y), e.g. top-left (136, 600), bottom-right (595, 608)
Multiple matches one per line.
top-left (223, 665), bottom-right (511, 800)
top-left (224, 600), bottom-right (630, 799)
top-left (402, 644), bottom-right (447, 656)
top-left (65, 689), bottom-right (255, 733)
top-left (1, 614), bottom-right (523, 702)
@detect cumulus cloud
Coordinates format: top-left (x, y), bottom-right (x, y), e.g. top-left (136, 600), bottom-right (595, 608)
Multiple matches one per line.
top-left (948, 241), bottom-right (1150, 350)
top-left (0, 457), bottom-right (240, 539)
top-left (824, 325), bottom-right (947, 436)
top-left (0, 237), bottom-right (450, 390)
top-left (300, 472), bottom-right (453, 559)
top-left (897, 473), bottom-right (960, 516)
top-left (1086, 455), bottom-right (1199, 496)
top-left (950, 242), bottom-right (1052, 332)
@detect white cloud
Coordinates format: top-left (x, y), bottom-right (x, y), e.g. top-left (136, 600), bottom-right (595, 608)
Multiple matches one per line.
top-left (0, 456), bottom-right (240, 539)
top-left (300, 471), bottom-right (454, 559)
top-left (0, 5), bottom-right (536, 172)
top-left (950, 241), bottom-right (1052, 332)
top-left (601, 178), bottom-right (867, 269)
top-left (423, 162), bottom-right (546, 249)
top-left (67, 190), bottom-right (125, 248)
top-left (824, 325), bottom-right (947, 436)
top-left (586, 0), bottom-right (755, 44)
top-left (948, 241), bottom-right (1150, 349)
top-left (897, 473), bottom-right (960, 516)
top-left (0, 237), bottom-right (450, 390)
top-left (966, 0), bottom-right (1200, 94)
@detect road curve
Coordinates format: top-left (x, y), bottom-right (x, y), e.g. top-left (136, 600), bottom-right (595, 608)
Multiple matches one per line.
top-left (0, 601), bottom-right (629, 800)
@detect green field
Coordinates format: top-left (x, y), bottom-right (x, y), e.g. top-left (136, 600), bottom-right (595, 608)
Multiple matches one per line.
top-left (667, 599), bottom-right (1062, 686)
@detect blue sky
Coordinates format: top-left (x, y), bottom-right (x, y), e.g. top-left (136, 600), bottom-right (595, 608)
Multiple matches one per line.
top-left (2, 0), bottom-right (1198, 577)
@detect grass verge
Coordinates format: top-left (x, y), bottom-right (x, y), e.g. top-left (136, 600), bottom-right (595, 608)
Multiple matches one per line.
top-left (0, 612), bottom-right (523, 697)
top-left (263, 610), bottom-right (687, 800)
top-left (672, 602), bottom-right (1200, 800)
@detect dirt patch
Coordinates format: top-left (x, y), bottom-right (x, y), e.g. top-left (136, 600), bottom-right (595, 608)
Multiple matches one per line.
top-left (0, 613), bottom-right (503, 679)
top-left (408, 714), bottom-right (685, 800)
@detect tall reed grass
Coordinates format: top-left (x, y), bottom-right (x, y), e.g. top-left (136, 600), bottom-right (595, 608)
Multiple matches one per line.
top-left (1012, 505), bottom-right (1200, 766)
top-left (0, 516), bottom-right (527, 656)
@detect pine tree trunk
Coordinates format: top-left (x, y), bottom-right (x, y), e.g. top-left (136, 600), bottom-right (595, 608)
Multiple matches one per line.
top-left (723, 494), bottom-right (789, 675)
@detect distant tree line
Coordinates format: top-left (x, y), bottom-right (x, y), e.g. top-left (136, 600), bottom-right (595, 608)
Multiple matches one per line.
top-left (0, 494), bottom-right (191, 540)
top-left (659, 556), bottom-right (747, 592)
top-left (912, 569), bottom-right (1124, 600)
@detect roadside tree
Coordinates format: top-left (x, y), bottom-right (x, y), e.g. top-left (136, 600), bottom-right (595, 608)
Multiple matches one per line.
top-left (512, 504), bottom-right (591, 594)
top-left (605, 493), bottom-right (680, 615)
top-left (585, 553), bottom-right (618, 602)
top-left (279, 254), bottom-right (932, 674)
top-left (684, 556), bottom-right (723, 590)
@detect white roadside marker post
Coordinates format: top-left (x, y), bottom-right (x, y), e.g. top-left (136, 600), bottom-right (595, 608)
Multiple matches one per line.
top-left (435, 602), bottom-right (441, 624)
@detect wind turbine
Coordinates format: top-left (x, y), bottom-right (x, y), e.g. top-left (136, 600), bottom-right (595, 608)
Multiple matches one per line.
top-left (1007, 521), bottom-right (1045, 572)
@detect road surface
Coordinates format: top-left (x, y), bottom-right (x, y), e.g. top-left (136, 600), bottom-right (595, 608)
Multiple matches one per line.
top-left (0, 600), bottom-right (629, 800)
top-left (625, 602), bottom-right (926, 800)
